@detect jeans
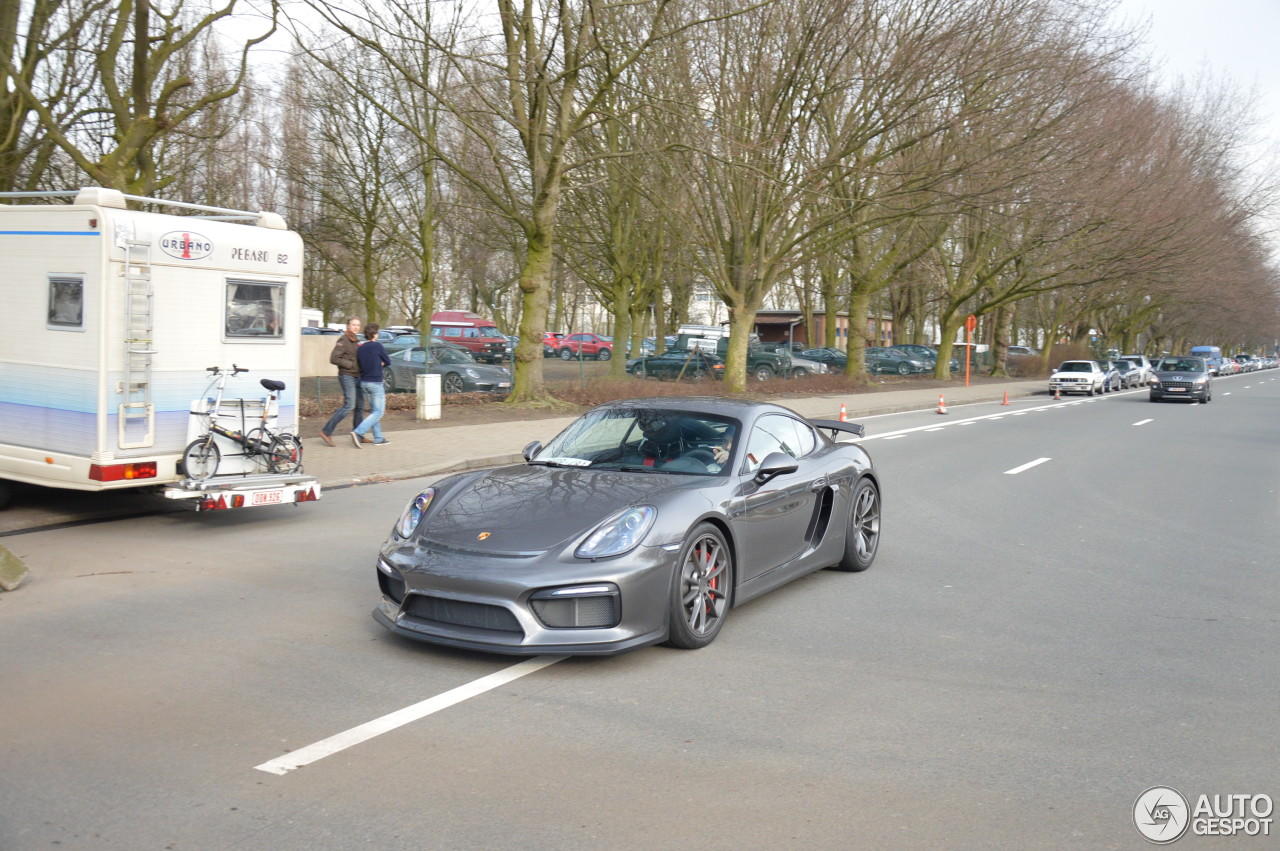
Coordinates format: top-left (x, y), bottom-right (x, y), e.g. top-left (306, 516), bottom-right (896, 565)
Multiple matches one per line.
top-left (322, 373), bottom-right (364, 435)
top-left (352, 381), bottom-right (386, 442)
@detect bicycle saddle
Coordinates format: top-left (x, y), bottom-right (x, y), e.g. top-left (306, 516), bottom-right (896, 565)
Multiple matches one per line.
top-left (260, 379), bottom-right (286, 392)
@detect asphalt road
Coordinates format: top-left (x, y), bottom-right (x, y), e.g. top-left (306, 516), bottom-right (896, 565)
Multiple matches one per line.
top-left (2, 373), bottom-right (1277, 849)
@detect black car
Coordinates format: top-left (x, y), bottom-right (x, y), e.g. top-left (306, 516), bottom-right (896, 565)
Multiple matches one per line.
top-left (1150, 357), bottom-right (1212, 403)
top-left (373, 398), bottom-right (880, 655)
top-left (627, 348), bottom-right (724, 381)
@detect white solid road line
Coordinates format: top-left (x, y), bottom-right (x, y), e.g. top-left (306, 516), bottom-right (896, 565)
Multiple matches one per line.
top-left (255, 655), bottom-right (567, 776)
top-left (1133, 419), bottom-right (1153, 426)
top-left (1004, 458), bottom-right (1051, 475)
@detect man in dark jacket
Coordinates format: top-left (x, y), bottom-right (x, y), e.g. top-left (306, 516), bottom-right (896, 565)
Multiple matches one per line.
top-left (351, 324), bottom-right (393, 446)
top-left (319, 317), bottom-right (364, 446)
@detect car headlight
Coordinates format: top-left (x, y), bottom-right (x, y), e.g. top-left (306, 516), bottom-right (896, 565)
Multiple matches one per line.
top-left (576, 505), bottom-right (656, 559)
top-left (464, 368), bottom-right (480, 379)
top-left (395, 487), bottom-right (436, 538)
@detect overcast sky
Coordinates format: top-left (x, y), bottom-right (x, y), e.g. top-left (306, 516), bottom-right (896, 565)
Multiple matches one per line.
top-left (1112, 0), bottom-right (1280, 146)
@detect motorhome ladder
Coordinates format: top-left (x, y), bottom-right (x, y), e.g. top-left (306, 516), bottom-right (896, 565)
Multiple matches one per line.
top-left (119, 239), bottom-right (156, 448)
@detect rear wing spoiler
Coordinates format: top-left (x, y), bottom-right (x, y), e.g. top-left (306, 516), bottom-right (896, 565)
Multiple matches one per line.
top-left (809, 418), bottom-right (865, 439)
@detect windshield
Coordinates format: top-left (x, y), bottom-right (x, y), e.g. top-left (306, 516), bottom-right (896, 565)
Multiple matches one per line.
top-left (433, 346), bottom-right (476, 365)
top-left (1158, 359), bottom-right (1204, 372)
top-left (535, 408), bottom-right (739, 476)
top-left (1059, 362), bottom-right (1091, 372)
top-left (478, 327), bottom-right (505, 338)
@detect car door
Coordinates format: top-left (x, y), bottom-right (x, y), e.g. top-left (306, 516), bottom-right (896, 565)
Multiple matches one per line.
top-left (729, 414), bottom-right (821, 581)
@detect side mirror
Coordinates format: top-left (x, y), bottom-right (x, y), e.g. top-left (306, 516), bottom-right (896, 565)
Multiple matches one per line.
top-left (753, 451), bottom-right (798, 485)
top-left (522, 440), bottom-right (543, 462)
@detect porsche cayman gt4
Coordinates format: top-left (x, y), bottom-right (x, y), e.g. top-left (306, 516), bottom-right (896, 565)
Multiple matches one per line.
top-left (374, 397), bottom-right (880, 655)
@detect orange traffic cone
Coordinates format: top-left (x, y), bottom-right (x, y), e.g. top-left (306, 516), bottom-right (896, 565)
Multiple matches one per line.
top-left (936, 393), bottom-right (948, 415)
top-left (1001, 391), bottom-right (1010, 406)
top-left (839, 403), bottom-right (848, 422)
top-left (1054, 386), bottom-right (1061, 401)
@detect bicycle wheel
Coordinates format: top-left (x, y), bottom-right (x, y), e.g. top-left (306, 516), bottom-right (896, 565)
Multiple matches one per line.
top-left (182, 438), bottom-right (220, 481)
top-left (245, 428), bottom-right (275, 472)
top-left (267, 433), bottom-right (303, 474)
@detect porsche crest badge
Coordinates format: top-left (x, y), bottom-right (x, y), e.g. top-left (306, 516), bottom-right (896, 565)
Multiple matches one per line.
top-left (477, 532), bottom-right (491, 541)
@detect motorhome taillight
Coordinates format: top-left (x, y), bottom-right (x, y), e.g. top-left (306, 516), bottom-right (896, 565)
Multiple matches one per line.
top-left (89, 462), bottom-right (158, 482)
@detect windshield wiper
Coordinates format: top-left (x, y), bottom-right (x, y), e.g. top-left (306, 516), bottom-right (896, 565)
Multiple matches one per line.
top-left (527, 460), bottom-right (580, 468)
top-left (617, 465), bottom-right (678, 474)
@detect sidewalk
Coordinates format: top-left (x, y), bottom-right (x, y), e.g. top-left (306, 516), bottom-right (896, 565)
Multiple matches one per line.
top-left (303, 380), bottom-right (1049, 490)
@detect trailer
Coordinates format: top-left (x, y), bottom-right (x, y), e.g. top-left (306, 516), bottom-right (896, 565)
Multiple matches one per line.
top-left (0, 187), bottom-right (320, 511)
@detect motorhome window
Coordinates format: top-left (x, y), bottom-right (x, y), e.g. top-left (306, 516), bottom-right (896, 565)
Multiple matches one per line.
top-left (225, 280), bottom-right (283, 339)
top-left (48, 275), bottom-right (85, 330)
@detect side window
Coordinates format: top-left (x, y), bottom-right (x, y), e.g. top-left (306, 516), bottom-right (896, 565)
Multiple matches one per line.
top-left (743, 415), bottom-right (813, 473)
top-left (48, 275), bottom-right (85, 330)
top-left (430, 327), bottom-right (444, 338)
top-left (464, 328), bottom-right (479, 338)
top-left (409, 349), bottom-right (427, 364)
top-left (225, 279), bottom-right (283, 340)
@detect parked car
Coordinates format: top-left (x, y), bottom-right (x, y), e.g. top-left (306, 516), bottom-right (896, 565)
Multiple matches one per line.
top-left (384, 333), bottom-right (424, 355)
top-left (1049, 360), bottom-right (1107, 396)
top-left (301, 326), bottom-right (341, 335)
top-left (1217, 358), bottom-right (1239, 376)
top-left (799, 347), bottom-right (848, 368)
top-left (559, 332), bottom-right (615, 361)
top-left (384, 344), bottom-right (512, 395)
top-left (865, 347), bottom-right (929, 375)
top-left (627, 348), bottom-right (724, 381)
top-left (542, 331), bottom-right (566, 357)
top-left (1099, 360), bottom-right (1124, 391)
top-left (1233, 354), bottom-right (1255, 373)
top-left (786, 353), bottom-right (829, 377)
top-left (1119, 354), bottom-right (1154, 384)
top-left (885, 344), bottom-right (961, 372)
top-left (1112, 360), bottom-right (1142, 388)
top-left (1007, 345), bottom-right (1039, 357)
top-left (430, 311), bottom-right (509, 363)
top-left (372, 397), bottom-right (879, 654)
top-left (1150, 357), bottom-right (1212, 403)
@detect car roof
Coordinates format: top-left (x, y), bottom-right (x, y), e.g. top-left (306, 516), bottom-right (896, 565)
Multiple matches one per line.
top-left (596, 396), bottom-right (804, 420)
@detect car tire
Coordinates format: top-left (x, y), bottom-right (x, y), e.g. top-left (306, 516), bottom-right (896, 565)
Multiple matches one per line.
top-left (383, 373), bottom-right (396, 394)
top-left (791, 367), bottom-right (807, 378)
top-left (182, 438), bottom-right (220, 481)
top-left (597, 348), bottom-right (611, 361)
top-left (896, 362), bottom-right (910, 375)
top-left (753, 365), bottom-right (775, 382)
top-left (1149, 394), bottom-right (1159, 402)
top-left (442, 372), bottom-right (465, 394)
top-left (833, 477), bottom-right (880, 572)
top-left (665, 523), bottom-right (733, 650)
top-left (560, 347), bottom-right (573, 360)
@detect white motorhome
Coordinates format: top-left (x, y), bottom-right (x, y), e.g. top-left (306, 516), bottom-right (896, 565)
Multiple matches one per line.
top-left (0, 187), bottom-right (319, 510)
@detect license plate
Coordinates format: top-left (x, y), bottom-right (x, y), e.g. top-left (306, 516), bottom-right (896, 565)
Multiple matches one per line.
top-left (498, 382), bottom-right (511, 388)
top-left (252, 490), bottom-right (284, 505)
top-left (1167, 387), bottom-right (1186, 392)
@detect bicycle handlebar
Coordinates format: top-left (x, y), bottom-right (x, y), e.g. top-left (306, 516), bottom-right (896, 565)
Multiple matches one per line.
top-left (206, 365), bottom-right (250, 374)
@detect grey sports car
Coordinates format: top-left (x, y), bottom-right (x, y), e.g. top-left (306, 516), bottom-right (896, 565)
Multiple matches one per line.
top-left (374, 397), bottom-right (881, 655)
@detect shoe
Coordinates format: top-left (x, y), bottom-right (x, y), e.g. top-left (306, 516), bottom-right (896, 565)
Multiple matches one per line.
top-left (320, 432), bottom-right (335, 447)
top-left (361, 436), bottom-right (374, 444)
top-left (350, 432), bottom-right (363, 448)
top-left (373, 438), bottom-right (391, 445)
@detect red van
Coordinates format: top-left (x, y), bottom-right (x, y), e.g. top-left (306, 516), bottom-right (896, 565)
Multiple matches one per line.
top-left (429, 311), bottom-right (508, 363)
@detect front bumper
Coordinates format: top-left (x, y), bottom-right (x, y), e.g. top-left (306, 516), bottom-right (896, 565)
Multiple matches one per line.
top-left (1049, 379), bottom-right (1093, 395)
top-left (1150, 382), bottom-right (1210, 401)
top-left (374, 541), bottom-right (676, 655)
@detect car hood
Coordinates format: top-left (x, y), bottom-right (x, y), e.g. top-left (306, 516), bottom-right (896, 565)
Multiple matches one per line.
top-left (417, 464), bottom-right (696, 555)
